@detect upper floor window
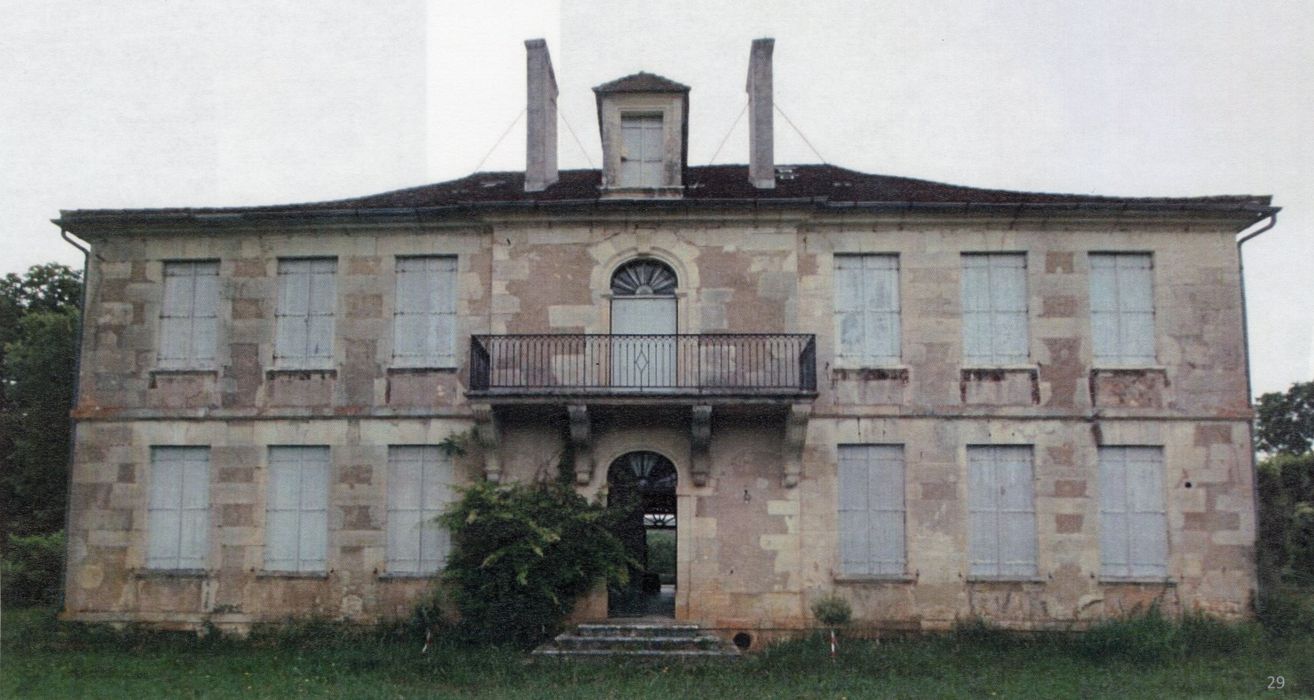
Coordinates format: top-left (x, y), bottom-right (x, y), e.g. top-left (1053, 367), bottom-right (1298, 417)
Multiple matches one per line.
top-left (837, 444), bottom-right (906, 576)
top-left (275, 259), bottom-right (336, 369)
top-left (158, 261), bottom-right (219, 369)
top-left (1089, 253), bottom-right (1155, 366)
top-left (961, 253), bottom-right (1028, 365)
top-left (393, 256), bottom-right (458, 368)
top-left (967, 445), bottom-right (1036, 579)
top-left (619, 115), bottom-right (664, 187)
top-left (147, 446), bottom-right (210, 570)
top-left (1099, 446), bottom-right (1168, 579)
top-left (834, 254), bottom-right (900, 365)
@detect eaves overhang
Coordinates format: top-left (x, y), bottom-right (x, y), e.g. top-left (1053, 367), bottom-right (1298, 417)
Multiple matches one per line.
top-left (55, 197), bottom-right (1278, 237)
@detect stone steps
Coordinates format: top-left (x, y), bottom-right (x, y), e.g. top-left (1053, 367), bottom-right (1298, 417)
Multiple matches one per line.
top-left (532, 622), bottom-right (741, 661)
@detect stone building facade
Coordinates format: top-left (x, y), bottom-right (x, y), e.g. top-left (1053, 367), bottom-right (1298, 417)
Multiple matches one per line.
top-left (58, 39), bottom-right (1276, 640)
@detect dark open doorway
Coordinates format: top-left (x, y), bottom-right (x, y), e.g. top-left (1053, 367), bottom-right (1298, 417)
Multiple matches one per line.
top-left (607, 451), bottom-right (677, 618)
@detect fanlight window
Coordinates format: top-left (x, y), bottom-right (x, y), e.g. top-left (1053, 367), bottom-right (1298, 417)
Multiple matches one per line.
top-left (611, 260), bottom-right (677, 296)
top-left (609, 451), bottom-right (678, 495)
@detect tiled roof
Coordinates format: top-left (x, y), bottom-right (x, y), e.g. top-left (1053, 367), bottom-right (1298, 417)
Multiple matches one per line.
top-left (593, 72), bottom-right (691, 94)
top-left (57, 164), bottom-right (1274, 222)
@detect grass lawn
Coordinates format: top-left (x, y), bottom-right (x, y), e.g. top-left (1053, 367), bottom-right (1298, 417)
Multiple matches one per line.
top-left (2, 606), bottom-right (1311, 699)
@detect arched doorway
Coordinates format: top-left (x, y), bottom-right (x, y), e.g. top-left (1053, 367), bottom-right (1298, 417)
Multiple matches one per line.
top-left (610, 259), bottom-right (677, 388)
top-left (607, 450), bottom-right (677, 617)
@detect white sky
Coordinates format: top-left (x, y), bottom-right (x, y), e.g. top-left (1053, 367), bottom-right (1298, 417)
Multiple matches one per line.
top-left (2, 0), bottom-right (1310, 395)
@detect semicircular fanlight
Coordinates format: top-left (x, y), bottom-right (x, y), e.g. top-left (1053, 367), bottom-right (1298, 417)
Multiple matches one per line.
top-left (610, 259), bottom-right (677, 296)
top-left (608, 450), bottom-right (678, 493)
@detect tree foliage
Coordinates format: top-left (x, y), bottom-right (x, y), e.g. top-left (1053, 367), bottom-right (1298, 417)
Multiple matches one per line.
top-left (437, 479), bottom-right (632, 647)
top-left (1256, 381), bottom-right (1314, 456)
top-left (0, 263), bottom-right (82, 547)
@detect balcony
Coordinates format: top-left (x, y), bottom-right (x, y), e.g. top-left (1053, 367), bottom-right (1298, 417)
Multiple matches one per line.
top-left (468, 333), bottom-right (817, 402)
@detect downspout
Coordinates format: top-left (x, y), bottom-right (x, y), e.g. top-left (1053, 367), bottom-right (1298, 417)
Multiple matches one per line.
top-left (56, 225), bottom-right (97, 615)
top-left (1236, 210), bottom-right (1278, 610)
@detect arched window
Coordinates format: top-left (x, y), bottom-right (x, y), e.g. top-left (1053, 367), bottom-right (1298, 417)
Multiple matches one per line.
top-left (611, 259), bottom-right (677, 296)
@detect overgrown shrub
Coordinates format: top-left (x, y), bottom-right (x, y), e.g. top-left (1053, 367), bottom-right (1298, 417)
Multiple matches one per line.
top-left (437, 480), bottom-right (631, 647)
top-left (1257, 586), bottom-right (1314, 640)
top-left (811, 593), bottom-right (852, 627)
top-left (1258, 453), bottom-right (1314, 585)
top-left (1, 530), bottom-right (65, 606)
top-left (1076, 606), bottom-right (1259, 661)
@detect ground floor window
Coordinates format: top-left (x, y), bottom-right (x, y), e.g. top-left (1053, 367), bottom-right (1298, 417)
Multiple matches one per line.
top-left (837, 444), bottom-right (906, 576)
top-left (265, 446), bottom-right (329, 573)
top-left (967, 445), bottom-right (1037, 578)
top-left (386, 445), bottom-right (453, 575)
top-left (1099, 446), bottom-right (1168, 578)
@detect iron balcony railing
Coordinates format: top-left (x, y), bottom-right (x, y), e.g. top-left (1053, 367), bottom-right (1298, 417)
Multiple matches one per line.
top-left (469, 334), bottom-right (816, 395)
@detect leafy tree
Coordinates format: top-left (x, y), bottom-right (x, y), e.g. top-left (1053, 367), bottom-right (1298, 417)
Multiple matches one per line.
top-left (1256, 381), bottom-right (1314, 455)
top-left (437, 479), bottom-right (631, 647)
top-left (0, 263), bottom-right (82, 545)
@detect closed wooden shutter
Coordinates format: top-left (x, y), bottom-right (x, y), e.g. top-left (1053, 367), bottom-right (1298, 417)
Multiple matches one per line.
top-left (147, 446), bottom-right (210, 570)
top-left (265, 446), bottom-right (330, 572)
top-left (386, 446), bottom-right (453, 574)
top-left (837, 445), bottom-right (905, 575)
top-left (621, 115), bottom-right (664, 187)
top-left (1099, 446), bottom-right (1167, 578)
top-left (159, 261), bottom-right (218, 368)
top-left (962, 254), bottom-right (1028, 364)
top-left (834, 255), bottom-right (900, 364)
top-left (275, 259), bottom-right (336, 368)
top-left (968, 445), bottom-right (1036, 578)
top-left (1090, 254), bottom-right (1155, 365)
top-left (393, 257), bottom-right (458, 368)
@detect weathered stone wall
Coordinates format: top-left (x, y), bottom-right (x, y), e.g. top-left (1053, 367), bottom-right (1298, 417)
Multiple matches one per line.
top-left (65, 211), bottom-right (1257, 631)
top-left (64, 417), bottom-right (480, 628)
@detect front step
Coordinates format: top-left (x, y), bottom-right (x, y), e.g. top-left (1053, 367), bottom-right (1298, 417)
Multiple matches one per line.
top-left (532, 622), bottom-right (741, 661)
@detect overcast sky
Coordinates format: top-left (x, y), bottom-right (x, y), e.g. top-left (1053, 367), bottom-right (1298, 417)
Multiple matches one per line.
top-left (2, 1), bottom-right (1310, 395)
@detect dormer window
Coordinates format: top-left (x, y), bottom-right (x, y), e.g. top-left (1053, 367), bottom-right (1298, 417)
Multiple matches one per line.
top-left (620, 114), bottom-right (665, 188)
top-left (593, 72), bottom-right (689, 198)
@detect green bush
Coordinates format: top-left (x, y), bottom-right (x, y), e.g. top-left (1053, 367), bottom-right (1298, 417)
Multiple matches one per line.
top-left (646, 529), bottom-right (675, 583)
top-left (1076, 606), bottom-right (1259, 662)
top-left (811, 593), bottom-right (853, 627)
top-left (437, 480), bottom-right (631, 647)
top-left (1257, 587), bottom-right (1314, 640)
top-left (1, 531), bottom-right (65, 606)
top-left (1258, 453), bottom-right (1314, 585)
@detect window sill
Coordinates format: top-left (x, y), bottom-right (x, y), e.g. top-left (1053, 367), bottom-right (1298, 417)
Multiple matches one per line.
top-left (830, 363), bottom-right (908, 373)
top-left (136, 568), bottom-right (208, 579)
top-left (834, 574), bottom-right (915, 584)
top-left (1090, 366), bottom-right (1166, 373)
top-left (256, 571), bottom-right (329, 580)
top-left (387, 366), bottom-right (458, 375)
top-left (266, 368), bottom-right (337, 379)
top-left (150, 368), bottom-right (218, 377)
top-left (966, 575), bottom-right (1045, 583)
top-left (1099, 577), bottom-right (1175, 586)
top-left (960, 364), bottom-right (1038, 373)
top-left (377, 571), bottom-right (442, 580)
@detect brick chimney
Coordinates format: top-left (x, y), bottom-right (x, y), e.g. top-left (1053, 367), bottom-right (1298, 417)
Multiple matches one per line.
top-left (746, 38), bottom-right (775, 189)
top-left (524, 39), bottom-right (558, 192)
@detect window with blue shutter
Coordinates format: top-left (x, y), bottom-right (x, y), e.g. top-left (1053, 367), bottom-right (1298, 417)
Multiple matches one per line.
top-left (393, 257), bottom-right (458, 368)
top-left (968, 445), bottom-right (1037, 578)
top-left (158, 261), bottom-right (219, 369)
top-left (834, 255), bottom-right (901, 365)
top-left (265, 446), bottom-right (329, 573)
top-left (386, 446), bottom-right (453, 575)
top-left (1099, 446), bottom-right (1168, 579)
top-left (147, 447), bottom-right (210, 570)
top-left (961, 254), bottom-right (1029, 364)
top-left (837, 444), bottom-right (906, 576)
top-left (275, 259), bottom-right (336, 368)
top-left (1089, 253), bottom-right (1155, 365)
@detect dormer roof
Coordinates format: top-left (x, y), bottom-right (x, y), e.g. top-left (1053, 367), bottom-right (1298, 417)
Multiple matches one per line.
top-left (592, 72), bottom-right (691, 95)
